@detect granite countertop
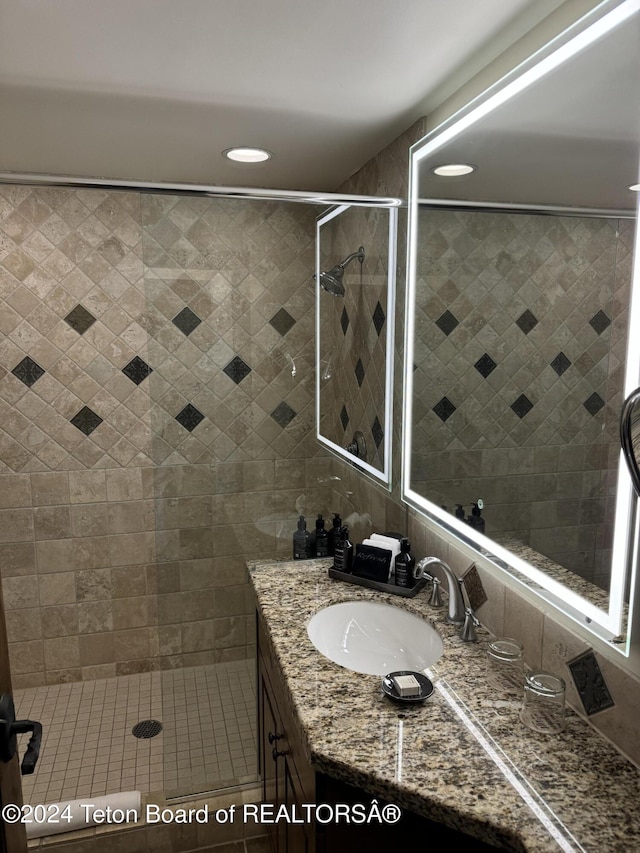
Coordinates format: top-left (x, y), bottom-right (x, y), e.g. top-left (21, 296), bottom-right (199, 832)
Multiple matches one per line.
top-left (248, 558), bottom-right (640, 853)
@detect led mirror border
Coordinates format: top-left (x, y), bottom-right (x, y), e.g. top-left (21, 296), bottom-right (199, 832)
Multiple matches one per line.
top-left (402, 0), bottom-right (640, 644)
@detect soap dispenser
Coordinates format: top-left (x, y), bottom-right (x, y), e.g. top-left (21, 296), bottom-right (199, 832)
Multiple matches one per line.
top-left (333, 526), bottom-right (353, 573)
top-left (467, 500), bottom-right (486, 534)
top-left (327, 513), bottom-right (342, 556)
top-left (314, 514), bottom-right (329, 558)
top-left (455, 504), bottom-right (466, 521)
top-left (394, 539), bottom-right (416, 589)
top-left (293, 516), bottom-right (313, 560)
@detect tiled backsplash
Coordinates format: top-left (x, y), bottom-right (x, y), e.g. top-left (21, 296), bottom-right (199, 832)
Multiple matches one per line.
top-left (0, 186), bottom-right (332, 685)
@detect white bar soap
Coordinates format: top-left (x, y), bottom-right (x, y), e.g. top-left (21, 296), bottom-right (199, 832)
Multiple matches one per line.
top-left (391, 674), bottom-right (421, 697)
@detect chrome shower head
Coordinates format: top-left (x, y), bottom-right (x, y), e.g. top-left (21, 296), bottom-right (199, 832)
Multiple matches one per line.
top-left (318, 246), bottom-right (365, 297)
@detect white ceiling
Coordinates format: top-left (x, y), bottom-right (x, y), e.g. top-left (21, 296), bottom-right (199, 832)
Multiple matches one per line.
top-left (0, 0), bottom-right (566, 191)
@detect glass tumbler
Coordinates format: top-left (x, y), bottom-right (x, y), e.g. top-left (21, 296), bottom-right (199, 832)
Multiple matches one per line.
top-left (521, 671), bottom-right (566, 734)
top-left (486, 638), bottom-right (525, 695)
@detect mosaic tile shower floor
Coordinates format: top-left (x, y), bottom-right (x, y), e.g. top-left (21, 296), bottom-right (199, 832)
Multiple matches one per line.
top-left (15, 660), bottom-right (257, 805)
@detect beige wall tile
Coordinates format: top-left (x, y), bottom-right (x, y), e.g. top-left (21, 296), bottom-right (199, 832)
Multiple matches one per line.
top-left (75, 567), bottom-right (112, 601)
top-left (0, 508), bottom-right (33, 542)
top-left (69, 469), bottom-right (107, 503)
top-left (0, 542), bottom-right (36, 577)
top-left (5, 608), bottom-right (42, 641)
top-left (35, 539), bottom-right (73, 573)
top-left (106, 469), bottom-right (143, 502)
top-left (39, 572), bottom-right (77, 606)
top-left (31, 471), bottom-right (70, 505)
top-left (2, 575), bottom-right (39, 610)
top-left (112, 597), bottom-right (149, 630)
top-left (503, 588), bottom-right (544, 670)
top-left (111, 565), bottom-right (147, 598)
top-left (33, 505), bottom-right (72, 540)
top-left (78, 600), bottom-right (113, 633)
top-left (73, 536), bottom-right (111, 570)
top-left (79, 632), bottom-right (115, 666)
top-left (71, 503), bottom-right (109, 537)
top-left (0, 474), bottom-right (30, 508)
top-left (182, 620), bottom-right (214, 654)
top-left (214, 616), bottom-right (246, 649)
top-left (109, 532), bottom-right (155, 567)
top-left (8, 639), bottom-right (44, 674)
top-left (41, 604), bottom-right (79, 638)
top-left (44, 636), bottom-right (80, 670)
top-left (113, 627), bottom-right (153, 661)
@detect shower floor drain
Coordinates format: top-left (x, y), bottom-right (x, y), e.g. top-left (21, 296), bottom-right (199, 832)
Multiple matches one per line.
top-left (132, 719), bottom-right (163, 739)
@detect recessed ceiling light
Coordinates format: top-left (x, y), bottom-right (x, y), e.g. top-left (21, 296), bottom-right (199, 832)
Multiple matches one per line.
top-left (629, 183), bottom-right (640, 192)
top-left (223, 147), bottom-right (272, 163)
top-left (432, 163), bottom-right (476, 177)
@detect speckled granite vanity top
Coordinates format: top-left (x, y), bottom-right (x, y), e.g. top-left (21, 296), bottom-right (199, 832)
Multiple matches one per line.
top-left (248, 559), bottom-right (640, 853)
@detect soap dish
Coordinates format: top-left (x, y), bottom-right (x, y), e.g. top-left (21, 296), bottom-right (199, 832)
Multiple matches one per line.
top-left (382, 670), bottom-right (433, 704)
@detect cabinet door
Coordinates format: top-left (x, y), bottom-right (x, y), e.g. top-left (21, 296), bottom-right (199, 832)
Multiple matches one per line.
top-left (259, 672), bottom-right (285, 853)
top-left (284, 759), bottom-right (311, 853)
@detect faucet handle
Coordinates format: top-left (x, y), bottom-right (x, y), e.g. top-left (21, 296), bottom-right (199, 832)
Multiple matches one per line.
top-left (427, 575), bottom-right (444, 608)
top-left (460, 607), bottom-right (480, 643)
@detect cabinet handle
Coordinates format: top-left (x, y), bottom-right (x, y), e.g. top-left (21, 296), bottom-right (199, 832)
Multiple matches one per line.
top-left (268, 731), bottom-right (283, 744)
top-left (272, 746), bottom-right (289, 760)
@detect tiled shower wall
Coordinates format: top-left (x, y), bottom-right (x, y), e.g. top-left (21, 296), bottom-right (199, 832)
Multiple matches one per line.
top-left (0, 186), bottom-right (330, 687)
top-left (411, 209), bottom-right (633, 586)
top-left (318, 206), bottom-right (389, 473)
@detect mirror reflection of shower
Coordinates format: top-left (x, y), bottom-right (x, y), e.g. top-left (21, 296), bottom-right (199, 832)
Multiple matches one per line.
top-left (318, 246), bottom-right (365, 296)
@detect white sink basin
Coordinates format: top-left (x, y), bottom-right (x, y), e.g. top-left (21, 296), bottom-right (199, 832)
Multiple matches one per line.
top-left (307, 601), bottom-right (443, 675)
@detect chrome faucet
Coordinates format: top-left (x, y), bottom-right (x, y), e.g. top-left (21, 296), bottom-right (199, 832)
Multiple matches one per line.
top-left (415, 557), bottom-right (466, 625)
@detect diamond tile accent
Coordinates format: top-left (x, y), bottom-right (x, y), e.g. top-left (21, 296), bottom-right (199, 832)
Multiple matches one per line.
top-left (371, 416), bottom-right (384, 449)
top-left (64, 304), bottom-right (97, 335)
top-left (550, 352), bottom-right (572, 377)
top-left (223, 356), bottom-right (251, 385)
top-left (354, 358), bottom-right (365, 388)
top-left (589, 310), bottom-right (611, 335)
top-left (372, 301), bottom-right (386, 337)
top-left (172, 306), bottom-right (202, 336)
top-left (567, 651), bottom-right (615, 716)
top-left (433, 397), bottom-right (456, 422)
top-left (70, 406), bottom-right (103, 435)
top-left (122, 356), bottom-right (153, 385)
top-left (175, 403), bottom-right (204, 432)
top-left (474, 353), bottom-right (497, 378)
top-left (511, 394), bottom-right (534, 419)
top-left (435, 310), bottom-right (459, 336)
top-left (584, 392), bottom-right (605, 416)
top-left (271, 402), bottom-right (296, 428)
top-left (515, 310), bottom-right (538, 335)
top-left (340, 307), bottom-right (350, 336)
top-left (340, 405), bottom-right (350, 432)
top-left (11, 356), bottom-right (45, 388)
top-left (269, 308), bottom-right (296, 337)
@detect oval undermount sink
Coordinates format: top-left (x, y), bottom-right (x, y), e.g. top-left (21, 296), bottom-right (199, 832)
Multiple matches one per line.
top-left (307, 600), bottom-right (443, 675)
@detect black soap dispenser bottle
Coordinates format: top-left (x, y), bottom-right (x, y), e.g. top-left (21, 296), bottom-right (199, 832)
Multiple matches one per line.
top-left (467, 501), bottom-right (486, 534)
top-left (315, 514), bottom-right (329, 557)
top-left (327, 513), bottom-right (342, 556)
top-left (394, 539), bottom-right (416, 588)
top-left (293, 516), bottom-right (313, 560)
top-left (333, 526), bottom-right (353, 573)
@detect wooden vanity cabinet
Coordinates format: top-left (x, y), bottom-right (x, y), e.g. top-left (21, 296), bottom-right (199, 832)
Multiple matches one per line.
top-left (258, 613), bottom-right (315, 853)
top-left (257, 612), bottom-right (502, 853)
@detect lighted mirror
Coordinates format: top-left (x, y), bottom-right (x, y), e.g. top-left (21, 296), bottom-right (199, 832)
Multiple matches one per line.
top-left (316, 205), bottom-right (397, 484)
top-left (403, 0), bottom-right (640, 646)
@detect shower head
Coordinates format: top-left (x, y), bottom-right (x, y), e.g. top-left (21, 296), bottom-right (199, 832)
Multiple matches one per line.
top-left (318, 246), bottom-right (365, 297)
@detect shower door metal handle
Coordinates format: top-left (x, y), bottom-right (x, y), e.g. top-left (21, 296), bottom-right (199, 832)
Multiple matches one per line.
top-left (0, 694), bottom-right (43, 776)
